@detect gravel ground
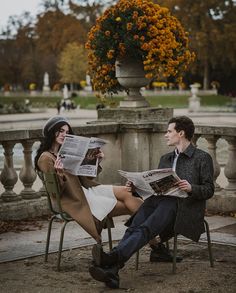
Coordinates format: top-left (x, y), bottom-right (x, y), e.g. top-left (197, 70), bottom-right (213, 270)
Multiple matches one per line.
top-left (0, 240), bottom-right (235, 293)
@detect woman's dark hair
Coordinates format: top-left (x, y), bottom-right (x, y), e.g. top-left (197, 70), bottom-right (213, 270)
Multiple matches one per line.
top-left (168, 116), bottom-right (195, 141)
top-left (34, 121), bottom-right (73, 171)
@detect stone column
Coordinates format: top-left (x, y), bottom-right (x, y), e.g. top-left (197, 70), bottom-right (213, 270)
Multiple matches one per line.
top-left (224, 137), bottom-right (236, 192)
top-left (19, 140), bottom-right (40, 199)
top-left (0, 142), bottom-right (20, 201)
top-left (121, 127), bottom-right (150, 173)
top-left (192, 134), bottom-right (201, 147)
top-left (209, 136), bottom-right (236, 212)
top-left (205, 135), bottom-right (221, 191)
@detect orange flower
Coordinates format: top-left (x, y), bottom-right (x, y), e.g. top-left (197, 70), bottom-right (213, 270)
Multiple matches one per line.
top-left (127, 23), bottom-right (133, 30)
top-left (86, 0), bottom-right (195, 94)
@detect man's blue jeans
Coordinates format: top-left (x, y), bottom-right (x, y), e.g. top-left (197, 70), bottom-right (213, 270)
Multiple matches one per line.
top-left (115, 196), bottom-right (178, 264)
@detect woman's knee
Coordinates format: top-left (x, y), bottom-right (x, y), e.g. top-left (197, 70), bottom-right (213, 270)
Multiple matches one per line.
top-left (113, 185), bottom-right (131, 200)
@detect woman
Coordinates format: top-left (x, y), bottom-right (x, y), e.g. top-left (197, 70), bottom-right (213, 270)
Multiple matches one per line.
top-left (35, 116), bottom-right (143, 243)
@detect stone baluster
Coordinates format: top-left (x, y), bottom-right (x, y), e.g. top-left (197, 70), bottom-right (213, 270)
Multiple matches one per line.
top-left (224, 137), bottom-right (236, 192)
top-left (0, 142), bottom-right (20, 201)
top-left (192, 134), bottom-right (200, 147)
top-left (205, 135), bottom-right (221, 191)
top-left (19, 140), bottom-right (40, 199)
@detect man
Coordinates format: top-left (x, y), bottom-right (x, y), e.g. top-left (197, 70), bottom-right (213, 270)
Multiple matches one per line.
top-left (89, 116), bottom-right (214, 289)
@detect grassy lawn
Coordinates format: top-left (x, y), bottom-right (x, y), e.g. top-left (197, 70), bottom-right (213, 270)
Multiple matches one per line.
top-left (0, 93), bottom-right (232, 111)
top-left (75, 94), bottom-right (232, 109)
top-left (146, 94), bottom-right (232, 108)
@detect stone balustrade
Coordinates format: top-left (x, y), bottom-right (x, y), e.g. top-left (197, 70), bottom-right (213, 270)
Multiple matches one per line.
top-left (0, 121), bottom-right (235, 220)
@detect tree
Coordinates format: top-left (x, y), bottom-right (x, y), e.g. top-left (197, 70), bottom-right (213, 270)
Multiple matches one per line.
top-left (156, 0), bottom-right (236, 90)
top-left (58, 42), bottom-right (87, 90)
top-left (34, 7), bottom-right (87, 87)
top-left (0, 12), bottom-right (37, 90)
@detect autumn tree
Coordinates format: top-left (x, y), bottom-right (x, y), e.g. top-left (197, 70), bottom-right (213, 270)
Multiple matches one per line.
top-left (58, 42), bottom-right (87, 90)
top-left (156, 0), bottom-right (236, 90)
top-left (34, 6), bottom-right (87, 87)
top-left (0, 12), bottom-right (38, 89)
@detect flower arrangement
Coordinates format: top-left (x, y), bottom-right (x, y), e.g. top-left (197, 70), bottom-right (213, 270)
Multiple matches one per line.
top-left (211, 81), bottom-right (220, 89)
top-left (29, 83), bottom-right (36, 91)
top-left (86, 0), bottom-right (195, 94)
top-left (3, 83), bottom-right (11, 91)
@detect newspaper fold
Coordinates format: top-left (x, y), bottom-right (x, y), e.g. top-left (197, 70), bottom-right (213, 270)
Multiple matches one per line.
top-left (58, 134), bottom-right (107, 177)
top-left (118, 168), bottom-right (188, 199)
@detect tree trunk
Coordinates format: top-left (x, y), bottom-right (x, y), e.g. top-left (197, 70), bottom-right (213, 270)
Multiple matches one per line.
top-left (203, 59), bottom-right (210, 90)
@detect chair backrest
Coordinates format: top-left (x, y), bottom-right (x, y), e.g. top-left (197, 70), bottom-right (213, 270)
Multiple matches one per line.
top-left (43, 172), bottom-right (62, 211)
top-left (40, 172), bottom-right (72, 221)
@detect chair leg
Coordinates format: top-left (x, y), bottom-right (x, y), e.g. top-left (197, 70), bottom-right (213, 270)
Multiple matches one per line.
top-left (166, 240), bottom-right (170, 251)
top-left (135, 250), bottom-right (139, 270)
top-left (204, 220), bottom-right (214, 267)
top-left (57, 220), bottom-right (68, 271)
top-left (172, 234), bottom-right (178, 274)
top-left (107, 226), bottom-right (113, 251)
top-left (45, 215), bottom-right (56, 262)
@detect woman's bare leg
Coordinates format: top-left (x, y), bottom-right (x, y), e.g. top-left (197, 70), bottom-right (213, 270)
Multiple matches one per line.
top-left (108, 200), bottom-right (130, 217)
top-left (112, 186), bottom-right (143, 214)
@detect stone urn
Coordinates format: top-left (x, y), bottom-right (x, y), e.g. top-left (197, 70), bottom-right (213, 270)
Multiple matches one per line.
top-left (115, 56), bottom-right (150, 107)
top-left (188, 83), bottom-right (201, 112)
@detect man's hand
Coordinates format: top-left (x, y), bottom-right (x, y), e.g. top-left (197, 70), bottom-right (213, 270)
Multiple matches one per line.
top-left (176, 180), bottom-right (192, 193)
top-left (125, 180), bottom-right (135, 193)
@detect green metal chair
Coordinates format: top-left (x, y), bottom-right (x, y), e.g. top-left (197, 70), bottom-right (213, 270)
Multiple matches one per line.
top-left (135, 219), bottom-right (214, 272)
top-left (172, 219), bottom-right (214, 273)
top-left (41, 172), bottom-right (114, 271)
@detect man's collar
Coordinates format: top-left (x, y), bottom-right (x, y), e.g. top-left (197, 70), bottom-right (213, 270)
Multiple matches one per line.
top-left (174, 143), bottom-right (195, 158)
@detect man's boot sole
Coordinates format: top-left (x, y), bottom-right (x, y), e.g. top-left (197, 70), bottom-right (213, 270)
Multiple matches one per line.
top-left (89, 266), bottom-right (119, 289)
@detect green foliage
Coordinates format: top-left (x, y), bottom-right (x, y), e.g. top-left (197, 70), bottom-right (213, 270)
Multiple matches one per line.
top-left (58, 43), bottom-right (88, 84)
top-left (0, 96), bottom-right (61, 111)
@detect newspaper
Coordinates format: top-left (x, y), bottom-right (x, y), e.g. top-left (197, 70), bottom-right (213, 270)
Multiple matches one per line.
top-left (118, 168), bottom-right (188, 199)
top-left (58, 134), bottom-right (107, 177)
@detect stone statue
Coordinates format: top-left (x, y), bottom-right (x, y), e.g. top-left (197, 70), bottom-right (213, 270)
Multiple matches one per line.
top-left (85, 74), bottom-right (92, 91)
top-left (43, 72), bottom-right (50, 93)
top-left (44, 72), bottom-right (49, 86)
top-left (63, 85), bottom-right (69, 99)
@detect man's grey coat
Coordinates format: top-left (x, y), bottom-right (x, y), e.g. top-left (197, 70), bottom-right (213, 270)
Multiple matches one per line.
top-left (159, 143), bottom-right (214, 242)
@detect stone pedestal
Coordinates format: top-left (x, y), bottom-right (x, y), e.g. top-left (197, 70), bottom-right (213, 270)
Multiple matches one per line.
top-left (207, 191), bottom-right (236, 212)
top-left (88, 107), bottom-right (172, 180)
top-left (188, 84), bottom-right (201, 112)
top-left (96, 107), bottom-right (173, 123)
top-left (115, 56), bottom-right (150, 108)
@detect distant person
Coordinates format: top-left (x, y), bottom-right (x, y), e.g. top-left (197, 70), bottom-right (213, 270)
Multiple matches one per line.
top-left (56, 101), bottom-right (61, 115)
top-left (89, 116), bottom-right (214, 289)
top-left (96, 103), bottom-right (105, 110)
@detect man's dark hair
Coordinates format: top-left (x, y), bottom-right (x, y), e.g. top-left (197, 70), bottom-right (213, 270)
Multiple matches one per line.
top-left (168, 116), bottom-right (195, 141)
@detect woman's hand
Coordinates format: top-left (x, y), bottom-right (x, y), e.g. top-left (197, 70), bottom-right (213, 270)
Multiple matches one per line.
top-left (54, 156), bottom-right (64, 176)
top-left (96, 149), bottom-right (104, 159)
top-left (176, 179), bottom-right (192, 193)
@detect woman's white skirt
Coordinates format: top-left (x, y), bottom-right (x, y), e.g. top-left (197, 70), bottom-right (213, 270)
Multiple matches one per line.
top-left (82, 185), bottom-right (117, 221)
